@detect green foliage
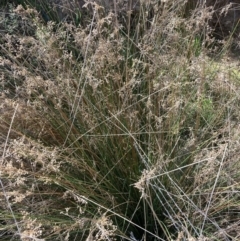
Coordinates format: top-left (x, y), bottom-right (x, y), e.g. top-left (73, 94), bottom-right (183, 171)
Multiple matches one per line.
top-left (0, 1), bottom-right (240, 241)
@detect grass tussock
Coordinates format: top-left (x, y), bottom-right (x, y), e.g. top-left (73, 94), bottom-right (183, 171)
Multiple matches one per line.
top-left (0, 1), bottom-right (240, 240)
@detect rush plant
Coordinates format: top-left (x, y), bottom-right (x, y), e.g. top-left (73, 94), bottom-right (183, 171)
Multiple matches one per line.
top-left (0, 1), bottom-right (240, 241)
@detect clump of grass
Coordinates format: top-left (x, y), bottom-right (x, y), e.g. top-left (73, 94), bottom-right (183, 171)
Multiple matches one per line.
top-left (0, 1), bottom-right (240, 241)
